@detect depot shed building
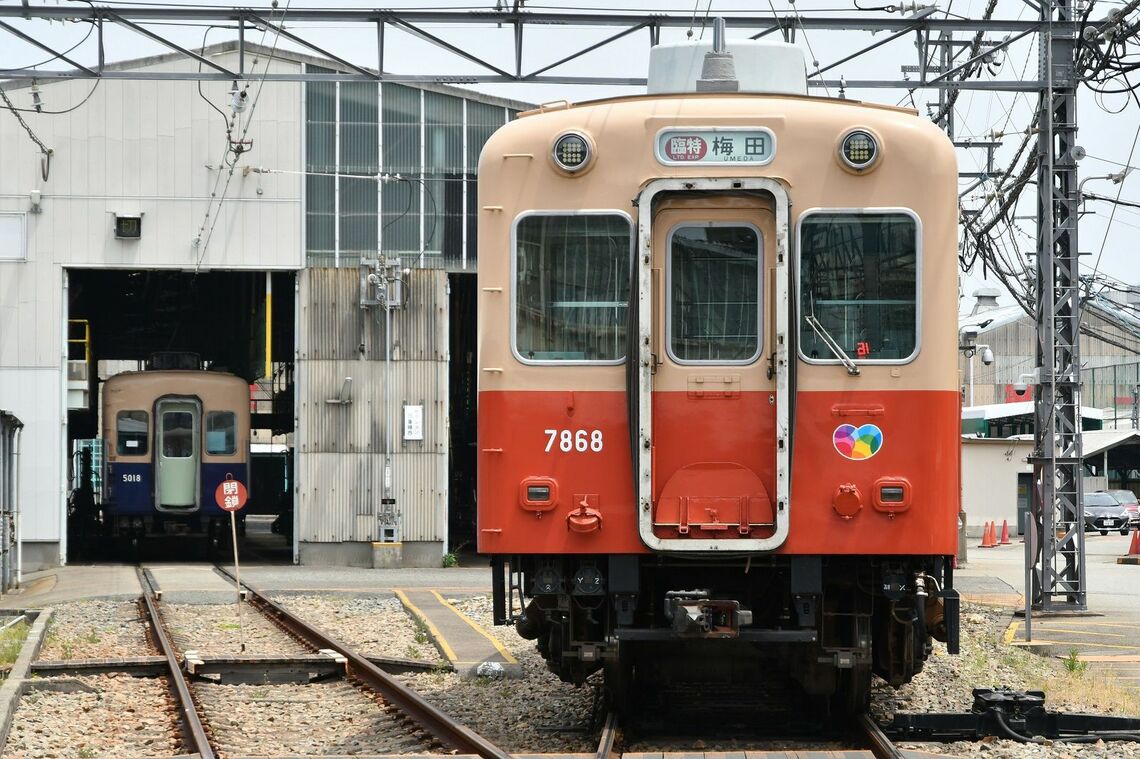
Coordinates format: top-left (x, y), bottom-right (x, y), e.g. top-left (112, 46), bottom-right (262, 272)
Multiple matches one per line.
top-left (0, 43), bottom-right (529, 570)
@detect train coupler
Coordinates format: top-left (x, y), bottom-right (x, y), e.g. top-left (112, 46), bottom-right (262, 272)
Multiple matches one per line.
top-left (664, 590), bottom-right (753, 637)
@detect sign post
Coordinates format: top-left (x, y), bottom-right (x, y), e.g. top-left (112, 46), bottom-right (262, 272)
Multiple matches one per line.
top-left (216, 475), bottom-right (249, 652)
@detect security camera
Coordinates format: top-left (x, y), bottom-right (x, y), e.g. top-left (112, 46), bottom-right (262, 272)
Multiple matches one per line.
top-left (980, 347), bottom-right (994, 366)
top-left (1013, 381), bottom-right (1028, 396)
top-left (960, 326), bottom-right (979, 342)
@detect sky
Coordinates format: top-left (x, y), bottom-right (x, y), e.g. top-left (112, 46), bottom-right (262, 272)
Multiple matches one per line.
top-left (2, 0), bottom-right (1139, 311)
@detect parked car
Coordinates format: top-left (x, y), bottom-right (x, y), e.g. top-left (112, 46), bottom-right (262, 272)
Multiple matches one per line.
top-left (1108, 489), bottom-right (1140, 529)
top-left (1084, 491), bottom-right (1132, 535)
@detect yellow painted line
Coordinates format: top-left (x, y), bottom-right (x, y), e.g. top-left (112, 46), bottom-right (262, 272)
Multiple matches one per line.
top-left (430, 589), bottom-right (518, 665)
top-left (1029, 627), bottom-right (1128, 639)
top-left (1065, 655), bottom-right (1140, 663)
top-left (394, 588), bottom-right (459, 664)
top-left (1003, 620), bottom-right (1019, 645)
top-left (1034, 621), bottom-right (1140, 631)
top-left (1026, 639), bottom-right (1140, 651)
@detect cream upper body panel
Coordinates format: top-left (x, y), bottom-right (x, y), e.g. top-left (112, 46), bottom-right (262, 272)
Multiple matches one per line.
top-left (477, 93), bottom-right (958, 394)
top-left (102, 370), bottom-right (251, 462)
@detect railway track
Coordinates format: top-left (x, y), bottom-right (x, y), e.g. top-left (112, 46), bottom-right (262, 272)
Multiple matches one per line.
top-left (211, 564), bottom-right (513, 759)
top-left (2, 567), bottom-right (515, 759)
top-left (591, 709), bottom-right (907, 759)
top-left (138, 567), bottom-right (215, 759)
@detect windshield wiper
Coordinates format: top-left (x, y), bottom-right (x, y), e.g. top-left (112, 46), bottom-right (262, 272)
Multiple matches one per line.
top-left (805, 314), bottom-right (860, 376)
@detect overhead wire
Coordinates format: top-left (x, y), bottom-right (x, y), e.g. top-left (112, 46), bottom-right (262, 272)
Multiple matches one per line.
top-left (193, 1), bottom-right (294, 269)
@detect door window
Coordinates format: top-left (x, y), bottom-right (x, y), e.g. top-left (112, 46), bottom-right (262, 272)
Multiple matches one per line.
top-left (799, 211), bottom-right (919, 362)
top-left (668, 224), bottom-right (761, 363)
top-left (162, 412), bottom-right (195, 458)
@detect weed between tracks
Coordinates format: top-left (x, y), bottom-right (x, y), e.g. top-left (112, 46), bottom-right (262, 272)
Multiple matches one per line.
top-left (915, 608), bottom-right (1140, 718)
top-left (0, 619), bottom-right (28, 666)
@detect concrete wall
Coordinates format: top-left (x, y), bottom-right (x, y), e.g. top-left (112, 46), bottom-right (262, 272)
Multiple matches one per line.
top-left (960, 438), bottom-right (1034, 534)
top-left (0, 50), bottom-right (304, 566)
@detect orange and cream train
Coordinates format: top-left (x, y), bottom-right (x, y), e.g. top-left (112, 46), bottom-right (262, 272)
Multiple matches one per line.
top-left (477, 35), bottom-right (960, 712)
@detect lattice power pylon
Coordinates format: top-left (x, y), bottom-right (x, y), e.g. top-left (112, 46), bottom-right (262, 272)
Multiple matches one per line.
top-left (1032, 0), bottom-right (1086, 612)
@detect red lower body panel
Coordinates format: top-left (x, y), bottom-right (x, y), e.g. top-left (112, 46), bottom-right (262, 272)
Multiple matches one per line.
top-left (477, 389), bottom-right (959, 556)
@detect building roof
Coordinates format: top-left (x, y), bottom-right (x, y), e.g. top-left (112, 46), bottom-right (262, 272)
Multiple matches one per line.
top-left (3, 40), bottom-right (535, 111)
top-left (1081, 429), bottom-right (1140, 457)
top-left (962, 401), bottom-right (1104, 421)
top-left (959, 294), bottom-right (1140, 343)
top-left (958, 303), bottom-right (1026, 335)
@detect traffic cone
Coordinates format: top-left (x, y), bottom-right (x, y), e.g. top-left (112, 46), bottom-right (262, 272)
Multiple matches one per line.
top-left (999, 520), bottom-right (1011, 545)
top-left (979, 521), bottom-right (994, 548)
top-left (1128, 528), bottom-right (1140, 557)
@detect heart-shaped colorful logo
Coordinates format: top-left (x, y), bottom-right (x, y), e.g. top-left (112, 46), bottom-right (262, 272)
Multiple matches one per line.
top-left (833, 423), bottom-right (883, 460)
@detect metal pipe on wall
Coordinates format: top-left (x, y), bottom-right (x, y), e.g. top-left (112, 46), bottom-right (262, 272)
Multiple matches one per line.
top-left (12, 424), bottom-right (18, 589)
top-left (265, 272), bottom-right (273, 380)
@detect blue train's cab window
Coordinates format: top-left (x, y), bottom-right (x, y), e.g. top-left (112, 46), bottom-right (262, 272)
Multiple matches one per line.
top-left (162, 412), bottom-right (194, 458)
top-left (668, 224), bottom-right (761, 363)
top-left (116, 410), bottom-right (149, 455)
top-left (514, 213), bottom-right (631, 363)
top-left (799, 212), bottom-right (918, 362)
top-left (206, 411), bottom-right (237, 455)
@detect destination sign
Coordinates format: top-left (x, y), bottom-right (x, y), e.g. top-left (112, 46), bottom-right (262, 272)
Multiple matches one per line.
top-left (656, 128), bottom-right (776, 166)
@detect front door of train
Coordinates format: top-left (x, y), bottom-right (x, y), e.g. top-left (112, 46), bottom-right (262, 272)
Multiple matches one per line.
top-left (155, 398), bottom-right (201, 511)
top-left (634, 179), bottom-right (791, 551)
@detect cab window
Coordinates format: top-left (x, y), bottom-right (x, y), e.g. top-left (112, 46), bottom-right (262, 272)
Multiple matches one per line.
top-left (116, 410), bottom-right (149, 455)
top-left (799, 211), bottom-right (918, 362)
top-left (514, 213), bottom-right (632, 363)
top-left (205, 411), bottom-right (237, 455)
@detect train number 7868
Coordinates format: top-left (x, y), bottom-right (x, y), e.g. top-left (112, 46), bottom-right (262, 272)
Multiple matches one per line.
top-left (544, 429), bottom-right (604, 453)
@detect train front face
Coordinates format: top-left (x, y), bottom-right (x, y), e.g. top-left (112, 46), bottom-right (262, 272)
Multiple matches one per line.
top-left (477, 92), bottom-right (960, 707)
top-left (102, 370), bottom-right (251, 540)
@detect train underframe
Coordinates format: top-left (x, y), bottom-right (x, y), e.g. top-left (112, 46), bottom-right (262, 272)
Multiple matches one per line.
top-left (491, 554), bottom-right (959, 715)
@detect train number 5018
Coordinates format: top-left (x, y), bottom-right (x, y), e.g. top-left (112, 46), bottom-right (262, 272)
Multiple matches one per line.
top-left (544, 429), bottom-right (603, 453)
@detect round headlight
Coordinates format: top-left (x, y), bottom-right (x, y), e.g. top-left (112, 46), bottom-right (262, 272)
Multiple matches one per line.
top-left (552, 131), bottom-right (592, 173)
top-left (839, 129), bottom-right (879, 171)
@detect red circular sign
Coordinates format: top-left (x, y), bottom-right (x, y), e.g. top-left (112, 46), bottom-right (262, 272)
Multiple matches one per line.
top-left (215, 478), bottom-right (248, 512)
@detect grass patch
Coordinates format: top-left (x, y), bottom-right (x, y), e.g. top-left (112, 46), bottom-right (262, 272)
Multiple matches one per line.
top-left (412, 616), bottom-right (430, 645)
top-left (1063, 647), bottom-right (1088, 675)
top-left (0, 620), bottom-right (29, 666)
top-left (442, 552), bottom-right (459, 568)
top-left (964, 632), bottom-right (1140, 716)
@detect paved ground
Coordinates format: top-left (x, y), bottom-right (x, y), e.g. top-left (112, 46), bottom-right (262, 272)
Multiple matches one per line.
top-left (0, 563), bottom-right (496, 609)
top-left (957, 529), bottom-right (1140, 693)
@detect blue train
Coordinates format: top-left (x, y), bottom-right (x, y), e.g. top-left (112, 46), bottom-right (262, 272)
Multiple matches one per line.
top-left (100, 368), bottom-right (250, 544)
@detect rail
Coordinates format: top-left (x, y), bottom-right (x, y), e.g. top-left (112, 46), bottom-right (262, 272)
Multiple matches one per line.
top-left (136, 567), bottom-right (216, 759)
top-left (595, 710), bottom-right (622, 759)
top-left (857, 713), bottom-right (905, 759)
top-left (213, 565), bottom-right (514, 759)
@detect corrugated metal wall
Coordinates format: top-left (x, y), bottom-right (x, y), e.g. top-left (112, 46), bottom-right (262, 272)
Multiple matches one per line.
top-left (296, 268), bottom-right (449, 545)
top-left (962, 309), bottom-right (1140, 407)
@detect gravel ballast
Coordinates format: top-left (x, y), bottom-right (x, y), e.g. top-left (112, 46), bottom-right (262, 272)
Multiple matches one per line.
top-left (36, 600), bottom-right (150, 661)
top-left (269, 593), bottom-right (443, 663)
top-left (2, 674), bottom-right (182, 758)
top-left (161, 602), bottom-right (309, 657)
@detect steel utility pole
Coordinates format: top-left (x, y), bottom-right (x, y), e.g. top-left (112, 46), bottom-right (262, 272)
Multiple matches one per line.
top-left (1031, 0), bottom-right (1086, 611)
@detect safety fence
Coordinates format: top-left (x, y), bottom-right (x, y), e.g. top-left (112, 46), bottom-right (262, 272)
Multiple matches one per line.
top-left (0, 411), bottom-right (23, 593)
